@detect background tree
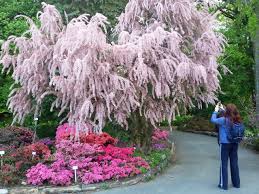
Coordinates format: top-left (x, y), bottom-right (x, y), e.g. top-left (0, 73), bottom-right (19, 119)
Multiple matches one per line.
top-left (0, 0), bottom-right (40, 128)
top-left (215, 0), bottom-right (256, 119)
top-left (0, 1), bottom-right (225, 151)
top-left (44, 0), bottom-right (128, 26)
top-left (191, 1), bottom-right (256, 121)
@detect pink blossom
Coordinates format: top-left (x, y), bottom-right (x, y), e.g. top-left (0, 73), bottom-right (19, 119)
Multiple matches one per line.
top-left (26, 163), bottom-right (52, 185)
top-left (1, 0), bottom-right (224, 134)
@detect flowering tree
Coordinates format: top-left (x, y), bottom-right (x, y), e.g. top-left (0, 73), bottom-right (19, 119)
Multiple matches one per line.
top-left (0, 1), bottom-right (225, 150)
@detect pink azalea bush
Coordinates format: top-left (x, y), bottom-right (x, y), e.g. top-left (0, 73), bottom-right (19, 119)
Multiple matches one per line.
top-left (152, 129), bottom-right (170, 151)
top-left (55, 123), bottom-right (92, 143)
top-left (56, 123), bottom-right (117, 146)
top-left (49, 169), bottom-right (73, 186)
top-left (26, 162), bottom-right (73, 186)
top-left (152, 129), bottom-right (169, 142)
top-left (26, 163), bottom-right (52, 185)
top-left (26, 124), bottom-right (150, 186)
top-left (76, 145), bottom-right (149, 184)
top-left (26, 143), bottom-right (149, 185)
top-left (0, 141), bottom-right (52, 185)
top-left (55, 140), bottom-right (103, 159)
top-left (4, 125), bottom-right (167, 186)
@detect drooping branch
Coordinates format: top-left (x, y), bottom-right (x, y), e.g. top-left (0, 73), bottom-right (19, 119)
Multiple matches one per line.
top-left (0, 1), bottom-right (225, 134)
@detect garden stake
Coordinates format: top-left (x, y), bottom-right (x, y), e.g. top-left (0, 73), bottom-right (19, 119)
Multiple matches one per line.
top-left (33, 117), bottom-right (38, 143)
top-left (0, 151), bottom-right (5, 167)
top-left (32, 151), bottom-right (36, 160)
top-left (72, 166), bottom-right (78, 183)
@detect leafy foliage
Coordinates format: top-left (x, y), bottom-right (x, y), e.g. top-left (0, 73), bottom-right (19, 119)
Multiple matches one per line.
top-left (177, 116), bottom-right (215, 132)
top-left (0, 0), bottom-right (41, 127)
top-left (172, 115), bottom-right (193, 126)
top-left (0, 126), bottom-right (35, 148)
top-left (44, 0), bottom-right (128, 27)
top-left (192, 0), bottom-right (256, 120)
top-left (134, 148), bottom-right (170, 169)
top-left (103, 121), bottom-right (131, 144)
top-left (218, 1), bottom-right (255, 113)
top-left (0, 0), bottom-right (40, 40)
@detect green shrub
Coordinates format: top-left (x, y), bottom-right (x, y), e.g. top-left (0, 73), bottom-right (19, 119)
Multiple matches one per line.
top-left (245, 128), bottom-right (259, 138)
top-left (159, 115), bottom-right (192, 127)
top-left (139, 166), bottom-right (148, 174)
top-left (103, 121), bottom-right (131, 144)
top-left (36, 122), bottom-right (58, 139)
top-left (159, 120), bottom-right (170, 127)
top-left (177, 116), bottom-right (215, 132)
top-left (172, 115), bottom-right (193, 126)
top-left (134, 149), bottom-right (170, 169)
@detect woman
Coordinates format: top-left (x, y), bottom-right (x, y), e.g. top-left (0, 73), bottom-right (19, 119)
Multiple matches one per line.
top-left (211, 103), bottom-right (241, 190)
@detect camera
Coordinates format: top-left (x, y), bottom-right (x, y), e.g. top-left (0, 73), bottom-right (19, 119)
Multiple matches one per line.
top-left (217, 101), bottom-right (225, 113)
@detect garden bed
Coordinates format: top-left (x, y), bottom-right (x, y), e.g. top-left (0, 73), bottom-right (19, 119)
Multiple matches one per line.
top-left (7, 142), bottom-right (175, 194)
top-left (0, 125), bottom-right (176, 194)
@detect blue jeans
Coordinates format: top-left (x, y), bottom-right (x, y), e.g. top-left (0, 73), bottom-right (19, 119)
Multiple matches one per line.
top-left (219, 143), bottom-right (240, 189)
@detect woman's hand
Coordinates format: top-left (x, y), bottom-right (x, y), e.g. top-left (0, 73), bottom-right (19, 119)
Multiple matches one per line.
top-left (219, 104), bottom-right (225, 111)
top-left (214, 104), bottom-right (220, 112)
top-left (215, 102), bottom-right (225, 113)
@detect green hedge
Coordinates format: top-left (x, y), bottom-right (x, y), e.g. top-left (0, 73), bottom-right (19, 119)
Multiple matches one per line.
top-left (177, 116), bottom-right (215, 132)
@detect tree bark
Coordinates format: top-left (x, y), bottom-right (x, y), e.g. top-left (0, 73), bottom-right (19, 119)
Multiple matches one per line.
top-left (255, 1), bottom-right (259, 128)
top-left (128, 110), bottom-right (153, 154)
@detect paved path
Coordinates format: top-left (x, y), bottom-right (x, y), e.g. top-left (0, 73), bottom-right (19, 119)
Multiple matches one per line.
top-left (96, 131), bottom-right (259, 194)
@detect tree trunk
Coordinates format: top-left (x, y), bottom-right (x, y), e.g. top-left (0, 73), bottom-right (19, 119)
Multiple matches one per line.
top-left (255, 2), bottom-right (259, 128)
top-left (128, 110), bottom-right (153, 154)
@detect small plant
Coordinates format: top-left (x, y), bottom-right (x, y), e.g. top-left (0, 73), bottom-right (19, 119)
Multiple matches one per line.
top-left (0, 164), bottom-right (21, 185)
top-left (172, 115), bottom-right (193, 126)
top-left (139, 167), bottom-right (148, 174)
top-left (134, 149), bottom-right (171, 168)
top-left (152, 129), bottom-right (169, 142)
top-left (147, 149), bottom-right (170, 168)
top-left (0, 126), bottom-right (35, 148)
top-left (245, 128), bottom-right (259, 138)
top-left (100, 183), bottom-right (110, 190)
top-left (8, 142), bottom-right (52, 165)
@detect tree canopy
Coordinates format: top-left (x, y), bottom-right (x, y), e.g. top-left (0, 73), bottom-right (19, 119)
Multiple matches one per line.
top-left (0, 0), bottom-right (224, 134)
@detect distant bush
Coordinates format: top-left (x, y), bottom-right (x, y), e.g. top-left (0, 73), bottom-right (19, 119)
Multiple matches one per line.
top-left (0, 126), bottom-right (35, 148)
top-left (172, 115), bottom-right (193, 126)
top-left (177, 116), bottom-right (215, 132)
top-left (245, 128), bottom-right (259, 138)
top-left (159, 115), bottom-right (192, 127)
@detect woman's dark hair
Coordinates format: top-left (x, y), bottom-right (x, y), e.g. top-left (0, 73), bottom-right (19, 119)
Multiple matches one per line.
top-left (224, 103), bottom-right (242, 123)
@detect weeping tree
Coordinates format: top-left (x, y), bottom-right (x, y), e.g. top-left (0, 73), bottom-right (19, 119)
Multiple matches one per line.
top-left (0, 1), bottom-right (225, 152)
